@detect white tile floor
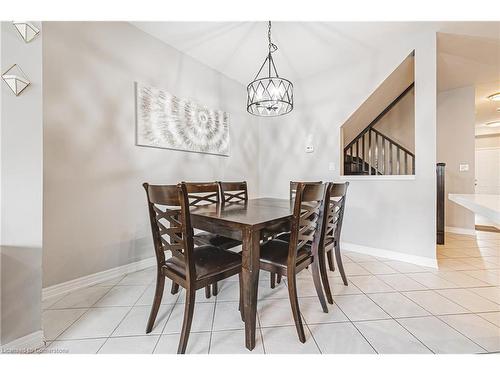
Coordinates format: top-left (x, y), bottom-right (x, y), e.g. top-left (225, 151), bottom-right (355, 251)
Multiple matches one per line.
top-left (41, 231), bottom-right (500, 354)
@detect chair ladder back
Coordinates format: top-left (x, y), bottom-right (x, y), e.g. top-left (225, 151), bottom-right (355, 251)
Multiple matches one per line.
top-left (288, 183), bottom-right (326, 263)
top-left (219, 181), bottom-right (248, 204)
top-left (290, 180), bottom-right (323, 201)
top-left (323, 182), bottom-right (349, 251)
top-left (183, 182), bottom-right (220, 206)
top-left (143, 183), bottom-right (196, 280)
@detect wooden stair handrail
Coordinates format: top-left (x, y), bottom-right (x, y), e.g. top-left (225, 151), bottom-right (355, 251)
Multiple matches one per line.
top-left (344, 82), bottom-right (415, 152)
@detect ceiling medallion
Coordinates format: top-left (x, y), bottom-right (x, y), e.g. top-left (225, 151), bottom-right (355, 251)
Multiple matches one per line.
top-left (247, 21), bottom-right (293, 117)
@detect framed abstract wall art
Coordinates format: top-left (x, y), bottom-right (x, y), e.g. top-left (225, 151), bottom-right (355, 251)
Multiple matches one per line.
top-left (135, 82), bottom-right (229, 156)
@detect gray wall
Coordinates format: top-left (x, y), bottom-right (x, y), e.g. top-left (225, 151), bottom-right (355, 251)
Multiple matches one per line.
top-left (437, 86), bottom-right (476, 231)
top-left (0, 22), bottom-right (43, 345)
top-left (42, 22), bottom-right (260, 287)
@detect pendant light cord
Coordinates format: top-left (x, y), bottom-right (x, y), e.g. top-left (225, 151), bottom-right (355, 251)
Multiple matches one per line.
top-left (252, 21), bottom-right (280, 80)
top-left (268, 21), bottom-right (278, 53)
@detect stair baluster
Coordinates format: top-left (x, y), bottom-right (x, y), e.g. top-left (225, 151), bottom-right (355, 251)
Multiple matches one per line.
top-left (344, 127), bottom-right (415, 176)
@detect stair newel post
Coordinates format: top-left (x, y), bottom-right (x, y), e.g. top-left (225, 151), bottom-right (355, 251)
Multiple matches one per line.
top-left (436, 163), bottom-right (446, 245)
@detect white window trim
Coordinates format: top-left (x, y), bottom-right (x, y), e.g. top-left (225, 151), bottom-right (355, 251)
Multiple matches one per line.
top-left (339, 174), bottom-right (416, 181)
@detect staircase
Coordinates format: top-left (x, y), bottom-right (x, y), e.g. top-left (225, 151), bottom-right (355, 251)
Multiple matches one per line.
top-left (344, 83), bottom-right (415, 176)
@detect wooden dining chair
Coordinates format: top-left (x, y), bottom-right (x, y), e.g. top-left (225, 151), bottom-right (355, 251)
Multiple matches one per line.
top-left (318, 182), bottom-right (350, 304)
top-left (219, 181), bottom-right (248, 204)
top-left (181, 182), bottom-right (242, 298)
top-left (290, 180), bottom-right (322, 201)
top-left (270, 180), bottom-right (323, 288)
top-left (143, 183), bottom-right (243, 354)
top-left (259, 183), bottom-right (328, 342)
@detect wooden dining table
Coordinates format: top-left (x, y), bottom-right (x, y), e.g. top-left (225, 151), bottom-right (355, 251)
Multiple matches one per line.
top-left (190, 197), bottom-right (294, 350)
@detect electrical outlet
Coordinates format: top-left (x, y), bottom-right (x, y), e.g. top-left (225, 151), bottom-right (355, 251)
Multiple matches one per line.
top-left (305, 145), bottom-right (314, 153)
top-left (459, 164), bottom-right (469, 172)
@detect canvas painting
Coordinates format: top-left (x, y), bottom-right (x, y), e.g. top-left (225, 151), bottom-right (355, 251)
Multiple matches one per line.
top-left (135, 82), bottom-right (229, 156)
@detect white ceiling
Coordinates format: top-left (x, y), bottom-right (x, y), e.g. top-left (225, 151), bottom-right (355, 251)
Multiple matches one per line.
top-left (131, 21), bottom-right (500, 86)
top-left (131, 21), bottom-right (500, 130)
top-left (437, 32), bottom-right (500, 130)
top-left (131, 22), bottom-right (414, 85)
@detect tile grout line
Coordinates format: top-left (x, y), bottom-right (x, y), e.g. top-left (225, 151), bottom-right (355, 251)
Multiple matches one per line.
top-left (362, 292), bottom-right (435, 354)
top-left (81, 273), bottom-right (148, 353)
top-left (207, 291), bottom-right (218, 354)
top-left (256, 313), bottom-right (266, 354)
top-left (152, 284), bottom-right (181, 353)
top-left (379, 278), bottom-right (493, 353)
top-left (134, 278), bottom-right (167, 354)
top-left (96, 304), bottom-right (136, 353)
top-left (43, 275), bottom-right (129, 347)
top-left (433, 314), bottom-right (490, 353)
top-left (432, 288), bottom-right (500, 311)
top-left (301, 315), bottom-right (322, 354)
top-left (340, 261), bottom-right (436, 354)
top-left (324, 297), bottom-right (378, 354)
top-left (96, 274), bottom-right (164, 353)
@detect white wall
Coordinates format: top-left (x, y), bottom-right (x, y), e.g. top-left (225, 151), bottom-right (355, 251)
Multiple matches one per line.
top-left (0, 22), bottom-right (43, 346)
top-left (437, 86), bottom-right (476, 232)
top-left (259, 32), bottom-right (437, 264)
top-left (373, 89), bottom-right (415, 152)
top-left (42, 22), bottom-right (260, 287)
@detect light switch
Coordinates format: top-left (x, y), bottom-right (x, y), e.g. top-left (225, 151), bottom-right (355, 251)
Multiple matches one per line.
top-left (459, 164), bottom-right (469, 172)
top-left (305, 145), bottom-right (314, 153)
top-left (328, 162), bottom-right (335, 171)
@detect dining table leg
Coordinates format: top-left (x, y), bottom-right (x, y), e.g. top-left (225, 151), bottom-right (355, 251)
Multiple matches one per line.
top-left (241, 227), bottom-right (261, 351)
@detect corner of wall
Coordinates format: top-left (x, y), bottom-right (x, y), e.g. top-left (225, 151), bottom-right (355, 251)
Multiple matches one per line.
top-left (0, 21), bottom-right (43, 348)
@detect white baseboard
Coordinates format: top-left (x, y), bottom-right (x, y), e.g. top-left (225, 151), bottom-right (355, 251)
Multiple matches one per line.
top-left (1, 330), bottom-right (44, 353)
top-left (445, 226), bottom-right (476, 236)
top-left (341, 242), bottom-right (438, 269)
top-left (42, 256), bottom-right (156, 300)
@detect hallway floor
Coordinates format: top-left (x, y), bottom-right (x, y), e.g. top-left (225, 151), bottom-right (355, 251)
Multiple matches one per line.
top-left (41, 231), bottom-right (500, 354)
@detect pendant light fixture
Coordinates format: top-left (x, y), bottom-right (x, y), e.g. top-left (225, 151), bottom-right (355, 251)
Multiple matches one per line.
top-left (247, 21), bottom-right (293, 117)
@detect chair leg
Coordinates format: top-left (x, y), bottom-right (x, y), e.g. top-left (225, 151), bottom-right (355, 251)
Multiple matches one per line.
top-left (177, 287), bottom-right (196, 354)
top-left (146, 274), bottom-right (165, 334)
top-left (212, 282), bottom-right (218, 296)
top-left (170, 281), bottom-right (179, 295)
top-left (286, 270), bottom-right (306, 343)
top-left (277, 274), bottom-right (282, 284)
top-left (270, 272), bottom-right (276, 289)
top-left (318, 248), bottom-right (333, 305)
top-left (335, 243), bottom-right (348, 286)
top-left (238, 273), bottom-right (245, 322)
top-left (205, 285), bottom-right (211, 299)
top-left (327, 249), bottom-right (335, 272)
top-left (310, 260), bottom-right (328, 313)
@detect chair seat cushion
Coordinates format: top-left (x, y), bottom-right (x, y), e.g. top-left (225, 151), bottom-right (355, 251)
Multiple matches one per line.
top-left (165, 245), bottom-right (241, 280)
top-left (259, 239), bottom-right (311, 268)
top-left (194, 231), bottom-right (242, 250)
